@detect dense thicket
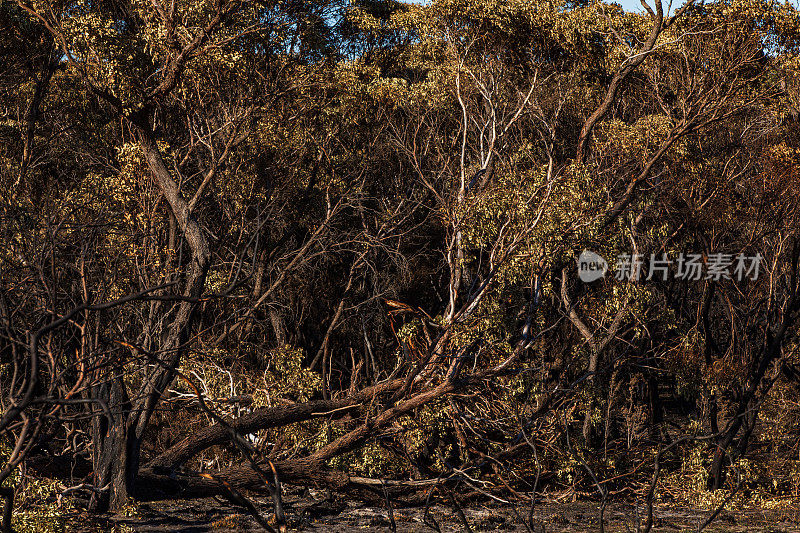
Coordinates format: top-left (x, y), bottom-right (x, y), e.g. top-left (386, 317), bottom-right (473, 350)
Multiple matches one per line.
top-left (2, 0), bottom-right (800, 530)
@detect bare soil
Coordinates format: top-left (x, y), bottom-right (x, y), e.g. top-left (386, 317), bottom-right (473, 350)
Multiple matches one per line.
top-left (65, 489), bottom-right (800, 532)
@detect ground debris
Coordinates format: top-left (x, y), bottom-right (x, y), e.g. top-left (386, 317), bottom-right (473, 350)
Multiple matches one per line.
top-left (72, 494), bottom-right (800, 532)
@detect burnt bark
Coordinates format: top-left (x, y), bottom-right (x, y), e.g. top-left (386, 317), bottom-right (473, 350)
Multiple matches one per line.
top-left (16, 46), bottom-right (57, 194)
top-left (709, 274), bottom-right (800, 489)
top-left (87, 120), bottom-right (212, 511)
top-left (148, 378), bottom-right (404, 471)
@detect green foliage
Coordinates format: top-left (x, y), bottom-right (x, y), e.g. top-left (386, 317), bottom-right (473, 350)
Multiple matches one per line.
top-left (258, 345), bottom-right (322, 404)
top-left (0, 445), bottom-right (75, 533)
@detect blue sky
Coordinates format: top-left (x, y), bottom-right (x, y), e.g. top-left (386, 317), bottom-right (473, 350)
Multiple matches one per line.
top-left (619, 0), bottom-right (800, 10)
top-left (404, 0), bottom-right (800, 12)
top-left (615, 0), bottom-right (800, 13)
top-left (616, 0), bottom-right (672, 11)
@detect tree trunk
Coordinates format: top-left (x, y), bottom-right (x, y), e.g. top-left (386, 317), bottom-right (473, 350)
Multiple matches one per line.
top-left (582, 349), bottom-right (600, 445)
top-left (708, 415), bottom-right (740, 490)
top-left (648, 374), bottom-right (666, 442)
top-left (86, 118), bottom-right (212, 512)
top-left (89, 376), bottom-right (135, 511)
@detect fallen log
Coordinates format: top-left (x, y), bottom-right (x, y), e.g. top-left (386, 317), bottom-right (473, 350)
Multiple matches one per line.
top-left (137, 462), bottom-right (450, 502)
top-left (149, 378), bottom-right (405, 470)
